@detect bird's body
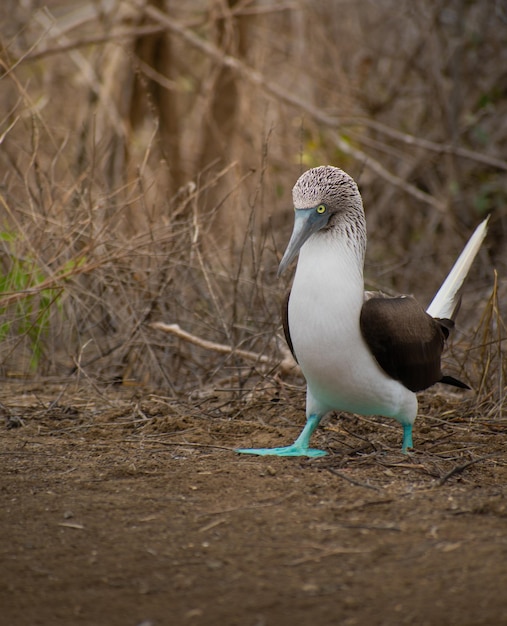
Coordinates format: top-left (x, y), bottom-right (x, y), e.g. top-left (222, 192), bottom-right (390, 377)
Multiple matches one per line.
top-left (288, 234), bottom-right (416, 424)
top-left (237, 166), bottom-right (488, 457)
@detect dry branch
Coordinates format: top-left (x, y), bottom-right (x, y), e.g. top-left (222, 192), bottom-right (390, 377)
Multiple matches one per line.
top-left (143, 3), bottom-right (507, 208)
top-left (22, 26), bottom-right (167, 62)
top-left (437, 454), bottom-right (498, 486)
top-left (150, 321), bottom-right (299, 375)
top-left (327, 467), bottom-right (382, 492)
top-left (329, 131), bottom-right (446, 212)
top-left (359, 118), bottom-right (507, 173)
top-left (0, 257), bottom-right (97, 309)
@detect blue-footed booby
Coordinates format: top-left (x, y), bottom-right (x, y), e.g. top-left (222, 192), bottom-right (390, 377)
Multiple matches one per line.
top-left (237, 166), bottom-right (488, 457)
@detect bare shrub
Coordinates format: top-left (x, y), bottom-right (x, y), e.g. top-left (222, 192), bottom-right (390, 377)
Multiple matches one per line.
top-left (0, 0), bottom-right (504, 414)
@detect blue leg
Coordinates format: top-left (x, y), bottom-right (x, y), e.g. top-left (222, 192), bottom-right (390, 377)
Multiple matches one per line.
top-left (401, 423), bottom-right (413, 453)
top-left (236, 414), bottom-right (326, 458)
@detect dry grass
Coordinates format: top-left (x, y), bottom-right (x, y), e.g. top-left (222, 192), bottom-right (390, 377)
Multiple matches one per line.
top-left (0, 0), bottom-right (505, 422)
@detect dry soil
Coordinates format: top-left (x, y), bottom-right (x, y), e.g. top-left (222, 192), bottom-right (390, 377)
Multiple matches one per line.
top-left (1, 380), bottom-right (506, 626)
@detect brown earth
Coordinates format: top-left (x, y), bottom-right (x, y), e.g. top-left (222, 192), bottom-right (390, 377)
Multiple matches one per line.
top-left (1, 379), bottom-right (506, 626)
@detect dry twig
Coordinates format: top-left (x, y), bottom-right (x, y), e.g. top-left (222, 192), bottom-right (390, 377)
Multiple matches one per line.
top-left (327, 467), bottom-right (381, 492)
top-left (150, 321), bottom-right (299, 375)
top-left (437, 453), bottom-right (498, 486)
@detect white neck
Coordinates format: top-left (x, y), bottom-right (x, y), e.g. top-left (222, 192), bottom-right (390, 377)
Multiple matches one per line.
top-left (294, 232), bottom-right (365, 316)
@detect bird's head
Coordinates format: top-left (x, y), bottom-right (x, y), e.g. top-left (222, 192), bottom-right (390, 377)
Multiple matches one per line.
top-left (278, 166), bottom-right (365, 277)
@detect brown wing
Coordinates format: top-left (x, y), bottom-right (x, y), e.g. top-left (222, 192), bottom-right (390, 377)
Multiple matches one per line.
top-left (360, 295), bottom-right (457, 392)
top-left (281, 290), bottom-right (297, 362)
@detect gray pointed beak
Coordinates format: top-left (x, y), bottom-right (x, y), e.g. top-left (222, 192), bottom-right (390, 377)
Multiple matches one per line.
top-left (277, 208), bottom-right (328, 277)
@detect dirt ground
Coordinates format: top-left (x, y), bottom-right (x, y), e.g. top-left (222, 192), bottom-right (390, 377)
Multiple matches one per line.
top-left (1, 379), bottom-right (506, 626)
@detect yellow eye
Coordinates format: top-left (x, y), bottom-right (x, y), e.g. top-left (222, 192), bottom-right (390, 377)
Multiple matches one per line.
top-left (316, 204), bottom-right (326, 214)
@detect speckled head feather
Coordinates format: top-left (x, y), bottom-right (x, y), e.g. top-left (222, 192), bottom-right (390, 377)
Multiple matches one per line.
top-left (292, 166), bottom-right (360, 208)
top-left (292, 165), bottom-right (367, 257)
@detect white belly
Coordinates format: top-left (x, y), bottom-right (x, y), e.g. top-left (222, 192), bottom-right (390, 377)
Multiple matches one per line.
top-left (289, 237), bottom-right (417, 424)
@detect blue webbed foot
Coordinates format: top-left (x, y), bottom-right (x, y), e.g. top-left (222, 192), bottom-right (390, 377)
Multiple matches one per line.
top-left (236, 445), bottom-right (327, 458)
top-left (401, 423), bottom-right (413, 453)
top-left (236, 414), bottom-right (325, 459)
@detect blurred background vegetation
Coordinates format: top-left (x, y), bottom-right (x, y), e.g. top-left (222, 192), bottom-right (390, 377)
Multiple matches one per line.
top-left (0, 0), bottom-right (505, 401)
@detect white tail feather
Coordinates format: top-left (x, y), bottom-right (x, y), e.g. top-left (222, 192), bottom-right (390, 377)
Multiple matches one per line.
top-left (426, 217), bottom-right (489, 319)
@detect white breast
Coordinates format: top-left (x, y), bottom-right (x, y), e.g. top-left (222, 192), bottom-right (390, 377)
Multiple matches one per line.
top-left (288, 234), bottom-right (417, 425)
